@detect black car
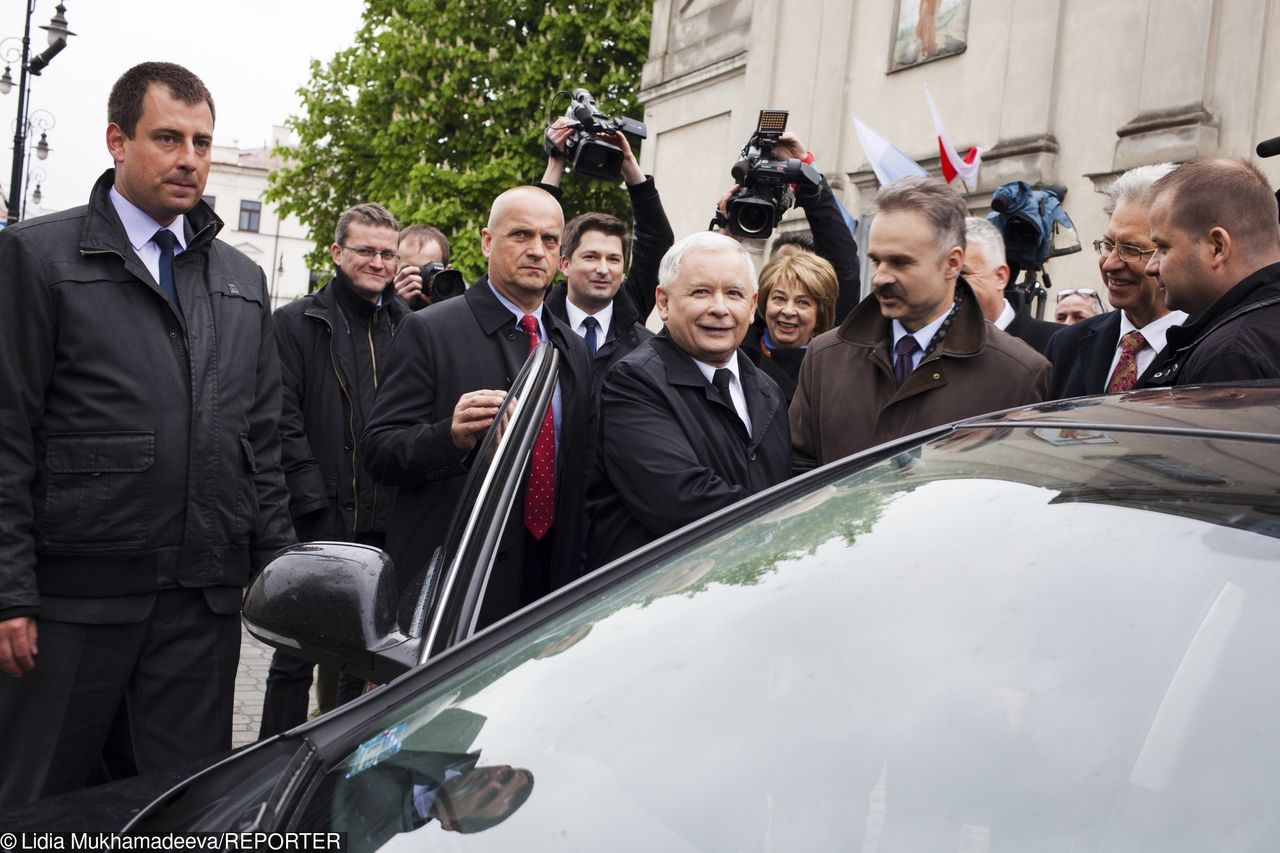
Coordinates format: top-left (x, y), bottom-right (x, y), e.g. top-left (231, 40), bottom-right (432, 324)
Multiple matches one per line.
top-left (7, 353), bottom-right (1280, 850)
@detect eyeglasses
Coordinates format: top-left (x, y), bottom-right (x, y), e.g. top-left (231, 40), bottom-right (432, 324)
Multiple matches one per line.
top-left (1055, 288), bottom-right (1104, 307)
top-left (1092, 238), bottom-right (1156, 264)
top-left (341, 245), bottom-right (399, 263)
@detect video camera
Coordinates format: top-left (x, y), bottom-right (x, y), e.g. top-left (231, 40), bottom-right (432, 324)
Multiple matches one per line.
top-left (985, 181), bottom-right (1081, 318)
top-left (415, 262), bottom-right (466, 305)
top-left (711, 110), bottom-right (822, 240)
top-left (547, 88), bottom-right (647, 182)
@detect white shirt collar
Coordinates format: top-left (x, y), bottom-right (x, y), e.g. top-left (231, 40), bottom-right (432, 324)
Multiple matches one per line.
top-left (1120, 308), bottom-right (1188, 355)
top-left (891, 310), bottom-right (950, 353)
top-left (994, 299), bottom-right (1017, 331)
top-left (109, 186), bottom-right (186, 254)
top-left (565, 298), bottom-right (613, 342)
top-left (691, 354), bottom-right (751, 436)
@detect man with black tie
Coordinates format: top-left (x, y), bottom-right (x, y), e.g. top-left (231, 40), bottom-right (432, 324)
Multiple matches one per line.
top-left (539, 121), bottom-right (674, 387)
top-left (362, 186), bottom-right (593, 627)
top-left (963, 217), bottom-right (1062, 354)
top-left (1045, 164), bottom-right (1186, 398)
top-left (0, 62), bottom-right (293, 805)
top-left (586, 232), bottom-right (791, 569)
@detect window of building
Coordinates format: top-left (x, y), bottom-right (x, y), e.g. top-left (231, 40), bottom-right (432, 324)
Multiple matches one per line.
top-left (202, 195), bottom-right (216, 211)
top-left (239, 200), bottom-right (262, 233)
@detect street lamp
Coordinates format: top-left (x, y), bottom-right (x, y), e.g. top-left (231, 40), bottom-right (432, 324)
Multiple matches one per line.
top-left (2, 2), bottom-right (74, 224)
top-left (27, 164), bottom-right (44, 214)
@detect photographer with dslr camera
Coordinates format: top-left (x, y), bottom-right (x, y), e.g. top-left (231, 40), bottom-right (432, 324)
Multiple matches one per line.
top-left (714, 127), bottom-right (861, 401)
top-left (394, 224), bottom-right (467, 311)
top-left (538, 111), bottom-right (674, 384)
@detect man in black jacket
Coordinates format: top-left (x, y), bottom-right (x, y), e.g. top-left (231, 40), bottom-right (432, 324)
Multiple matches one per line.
top-left (587, 232), bottom-right (791, 570)
top-left (1047, 164), bottom-right (1186, 397)
top-left (1141, 158), bottom-right (1280, 386)
top-left (539, 123), bottom-right (674, 387)
top-left (0, 63), bottom-right (294, 806)
top-left (260, 203), bottom-right (410, 737)
top-left (363, 186), bottom-right (593, 628)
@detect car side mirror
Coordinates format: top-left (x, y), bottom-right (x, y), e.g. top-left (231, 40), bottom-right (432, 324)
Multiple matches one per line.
top-left (243, 542), bottom-right (421, 684)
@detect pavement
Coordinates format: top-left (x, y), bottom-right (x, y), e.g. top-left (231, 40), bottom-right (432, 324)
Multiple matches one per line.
top-left (232, 624), bottom-right (318, 748)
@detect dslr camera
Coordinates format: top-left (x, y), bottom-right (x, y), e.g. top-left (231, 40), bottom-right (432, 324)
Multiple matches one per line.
top-left (712, 109), bottom-right (821, 240)
top-left (413, 262), bottom-right (466, 307)
top-left (548, 88), bottom-right (647, 182)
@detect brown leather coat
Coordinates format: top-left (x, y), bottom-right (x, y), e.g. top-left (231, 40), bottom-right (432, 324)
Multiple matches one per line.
top-left (790, 283), bottom-right (1051, 471)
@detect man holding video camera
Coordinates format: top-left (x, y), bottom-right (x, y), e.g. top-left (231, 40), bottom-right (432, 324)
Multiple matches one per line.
top-left (539, 117), bottom-right (674, 383)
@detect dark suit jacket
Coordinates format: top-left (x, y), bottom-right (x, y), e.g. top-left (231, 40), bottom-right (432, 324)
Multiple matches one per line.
top-left (361, 278), bottom-right (594, 621)
top-left (1004, 310), bottom-right (1063, 355)
top-left (1045, 311), bottom-right (1122, 399)
top-left (586, 332), bottom-right (791, 570)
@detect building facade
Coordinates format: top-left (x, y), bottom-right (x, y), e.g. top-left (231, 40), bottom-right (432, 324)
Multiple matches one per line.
top-left (638, 0), bottom-right (1280, 309)
top-left (204, 126), bottom-right (319, 310)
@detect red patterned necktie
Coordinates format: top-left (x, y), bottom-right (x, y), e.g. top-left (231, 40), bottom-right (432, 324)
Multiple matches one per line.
top-left (519, 314), bottom-right (556, 540)
top-left (1106, 330), bottom-right (1147, 393)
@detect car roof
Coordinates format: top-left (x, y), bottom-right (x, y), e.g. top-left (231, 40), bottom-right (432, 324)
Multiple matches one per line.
top-left (959, 383), bottom-right (1280, 440)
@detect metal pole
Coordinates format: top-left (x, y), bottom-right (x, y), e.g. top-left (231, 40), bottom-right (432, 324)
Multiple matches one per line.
top-left (5, 0), bottom-right (34, 224)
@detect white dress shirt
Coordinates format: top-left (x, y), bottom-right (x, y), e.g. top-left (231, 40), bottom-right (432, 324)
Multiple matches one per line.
top-left (693, 355), bottom-right (752, 437)
top-left (109, 186), bottom-right (186, 285)
top-left (564, 298), bottom-right (613, 344)
top-left (1105, 309), bottom-right (1189, 379)
top-left (993, 299), bottom-right (1017, 331)
top-left (891, 311), bottom-right (950, 375)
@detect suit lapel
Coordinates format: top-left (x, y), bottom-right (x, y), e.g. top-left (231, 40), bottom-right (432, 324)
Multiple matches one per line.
top-left (737, 352), bottom-right (780, 449)
top-left (1084, 312), bottom-right (1121, 393)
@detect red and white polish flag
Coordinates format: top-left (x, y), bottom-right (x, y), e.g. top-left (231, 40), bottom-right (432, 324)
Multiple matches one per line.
top-left (925, 85), bottom-right (981, 191)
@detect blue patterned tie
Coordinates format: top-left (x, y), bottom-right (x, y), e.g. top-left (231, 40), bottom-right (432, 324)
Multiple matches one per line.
top-left (152, 229), bottom-right (179, 303)
top-left (582, 316), bottom-right (599, 356)
top-left (894, 335), bottom-right (920, 386)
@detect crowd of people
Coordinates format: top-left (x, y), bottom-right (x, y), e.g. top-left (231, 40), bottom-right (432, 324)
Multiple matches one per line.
top-left (3, 60), bottom-right (1280, 810)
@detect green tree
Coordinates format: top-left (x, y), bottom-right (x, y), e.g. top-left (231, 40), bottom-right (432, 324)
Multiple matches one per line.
top-left (267, 0), bottom-right (652, 286)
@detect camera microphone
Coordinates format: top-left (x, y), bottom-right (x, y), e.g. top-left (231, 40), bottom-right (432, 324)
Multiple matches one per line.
top-left (1256, 136), bottom-right (1280, 158)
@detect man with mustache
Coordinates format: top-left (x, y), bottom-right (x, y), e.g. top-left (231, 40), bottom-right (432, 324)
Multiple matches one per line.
top-left (790, 177), bottom-right (1049, 470)
top-left (1045, 164), bottom-right (1186, 398)
top-left (586, 232), bottom-right (791, 569)
top-left (0, 62), bottom-right (293, 804)
top-left (363, 186), bottom-right (593, 626)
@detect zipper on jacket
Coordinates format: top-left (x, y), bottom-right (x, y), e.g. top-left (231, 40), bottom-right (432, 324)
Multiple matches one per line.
top-left (318, 313), bottom-right (361, 533)
top-left (366, 311), bottom-right (382, 524)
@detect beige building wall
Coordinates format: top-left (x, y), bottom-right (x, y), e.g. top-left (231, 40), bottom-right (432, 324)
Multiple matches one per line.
top-left (204, 126), bottom-right (317, 310)
top-left (639, 0), bottom-right (1280, 308)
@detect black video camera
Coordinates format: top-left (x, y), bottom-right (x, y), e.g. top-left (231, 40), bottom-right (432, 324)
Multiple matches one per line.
top-left (712, 110), bottom-right (821, 240)
top-left (548, 88), bottom-right (647, 181)
top-left (415, 262), bottom-right (466, 306)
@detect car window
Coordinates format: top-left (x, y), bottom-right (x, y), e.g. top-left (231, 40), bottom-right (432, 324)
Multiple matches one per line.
top-left (294, 426), bottom-right (1280, 851)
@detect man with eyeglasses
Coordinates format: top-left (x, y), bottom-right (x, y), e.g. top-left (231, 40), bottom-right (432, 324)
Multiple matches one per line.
top-left (1140, 157), bottom-right (1280, 386)
top-left (264, 203), bottom-right (411, 735)
top-left (1053, 289), bottom-right (1105, 325)
top-left (1045, 164), bottom-right (1187, 398)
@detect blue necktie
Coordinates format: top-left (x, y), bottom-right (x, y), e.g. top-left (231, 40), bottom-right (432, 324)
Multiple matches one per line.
top-left (894, 335), bottom-right (920, 386)
top-left (582, 316), bottom-right (599, 356)
top-left (152, 229), bottom-right (179, 303)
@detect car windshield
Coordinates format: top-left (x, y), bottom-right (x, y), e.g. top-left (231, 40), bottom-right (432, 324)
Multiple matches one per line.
top-left (296, 425), bottom-right (1280, 852)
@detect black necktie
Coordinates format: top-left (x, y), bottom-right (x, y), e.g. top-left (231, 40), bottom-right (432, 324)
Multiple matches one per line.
top-left (712, 367), bottom-right (733, 404)
top-left (152, 229), bottom-right (179, 303)
top-left (893, 335), bottom-right (920, 386)
top-left (582, 316), bottom-right (599, 356)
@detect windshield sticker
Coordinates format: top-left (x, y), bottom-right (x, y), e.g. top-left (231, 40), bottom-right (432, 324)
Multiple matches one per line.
top-left (346, 720), bottom-right (408, 779)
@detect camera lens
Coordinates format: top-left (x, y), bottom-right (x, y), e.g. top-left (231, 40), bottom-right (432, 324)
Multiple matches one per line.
top-left (733, 201), bottom-right (774, 236)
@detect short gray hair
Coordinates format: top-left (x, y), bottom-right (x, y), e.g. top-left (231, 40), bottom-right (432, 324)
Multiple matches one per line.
top-left (871, 177), bottom-right (967, 257)
top-left (964, 216), bottom-right (1005, 267)
top-left (335, 203), bottom-right (399, 246)
top-left (1103, 163), bottom-right (1176, 214)
top-left (658, 232), bottom-right (757, 291)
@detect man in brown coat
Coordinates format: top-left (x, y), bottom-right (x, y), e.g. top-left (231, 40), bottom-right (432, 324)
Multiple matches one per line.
top-left (790, 177), bottom-right (1050, 471)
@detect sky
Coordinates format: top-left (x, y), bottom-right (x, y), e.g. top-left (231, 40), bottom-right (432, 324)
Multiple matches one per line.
top-left (2, 0), bottom-right (366, 214)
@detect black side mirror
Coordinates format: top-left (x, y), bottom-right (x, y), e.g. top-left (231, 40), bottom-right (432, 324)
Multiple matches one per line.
top-left (243, 542), bottom-right (420, 684)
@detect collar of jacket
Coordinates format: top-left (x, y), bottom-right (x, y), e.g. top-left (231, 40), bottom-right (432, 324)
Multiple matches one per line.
top-left (78, 168), bottom-right (221, 258)
top-left (1165, 261), bottom-right (1280, 352)
top-left (836, 278), bottom-right (985, 359)
top-left (307, 270), bottom-right (409, 327)
top-left (544, 279), bottom-right (642, 330)
top-left (465, 274), bottom-right (569, 338)
top-left (648, 328), bottom-right (745, 387)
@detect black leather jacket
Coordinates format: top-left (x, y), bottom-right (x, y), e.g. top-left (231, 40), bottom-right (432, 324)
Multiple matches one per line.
top-left (0, 170), bottom-right (295, 620)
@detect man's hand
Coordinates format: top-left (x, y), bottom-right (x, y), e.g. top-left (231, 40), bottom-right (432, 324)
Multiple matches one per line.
top-left (451, 390), bottom-right (507, 452)
top-left (394, 265), bottom-right (425, 306)
top-left (539, 118), bottom-right (576, 187)
top-left (0, 616), bottom-right (38, 677)
top-left (771, 131), bottom-right (811, 163)
top-left (608, 130), bottom-right (645, 186)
